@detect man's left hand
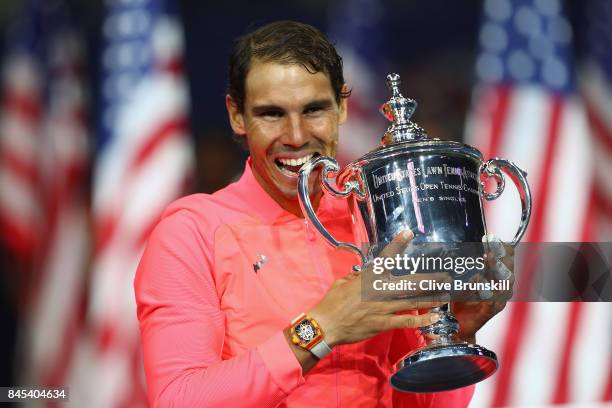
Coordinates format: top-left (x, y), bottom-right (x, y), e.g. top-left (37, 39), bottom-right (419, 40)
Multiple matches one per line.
top-left (452, 239), bottom-right (515, 343)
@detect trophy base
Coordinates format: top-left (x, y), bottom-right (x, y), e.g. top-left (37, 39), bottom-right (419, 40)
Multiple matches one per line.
top-left (390, 342), bottom-right (498, 393)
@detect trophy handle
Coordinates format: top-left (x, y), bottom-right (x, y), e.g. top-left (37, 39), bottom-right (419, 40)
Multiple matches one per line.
top-left (298, 155), bottom-right (367, 271)
top-left (479, 158), bottom-right (532, 246)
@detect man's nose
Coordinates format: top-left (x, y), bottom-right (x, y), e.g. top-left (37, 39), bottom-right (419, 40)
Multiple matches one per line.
top-left (281, 116), bottom-right (308, 147)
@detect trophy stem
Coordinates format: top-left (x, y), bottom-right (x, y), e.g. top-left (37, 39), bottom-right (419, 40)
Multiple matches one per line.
top-left (419, 304), bottom-right (460, 345)
top-left (391, 303), bottom-right (499, 393)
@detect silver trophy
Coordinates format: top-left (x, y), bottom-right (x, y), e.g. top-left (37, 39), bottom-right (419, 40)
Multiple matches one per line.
top-left (297, 73), bottom-right (532, 392)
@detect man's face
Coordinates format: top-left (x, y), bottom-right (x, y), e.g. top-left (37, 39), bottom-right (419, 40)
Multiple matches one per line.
top-left (226, 61), bottom-right (347, 210)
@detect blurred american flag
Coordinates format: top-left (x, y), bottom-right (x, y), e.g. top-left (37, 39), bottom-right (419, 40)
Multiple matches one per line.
top-left (581, 0), bottom-right (612, 243)
top-left (0, 0), bottom-right (90, 396)
top-left (465, 0), bottom-right (612, 406)
top-left (580, 0), bottom-right (612, 402)
top-left (0, 0), bottom-right (193, 406)
top-left (65, 0), bottom-right (194, 406)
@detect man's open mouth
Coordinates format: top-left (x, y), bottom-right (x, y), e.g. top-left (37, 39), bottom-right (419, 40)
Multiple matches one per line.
top-left (274, 153), bottom-right (319, 177)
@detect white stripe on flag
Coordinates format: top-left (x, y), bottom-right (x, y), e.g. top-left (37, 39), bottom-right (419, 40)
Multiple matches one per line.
top-left (542, 96), bottom-right (593, 241)
top-left (25, 204), bottom-right (88, 382)
top-left (0, 113), bottom-right (39, 163)
top-left (509, 303), bottom-right (570, 406)
top-left (121, 135), bottom-right (191, 234)
top-left (484, 88), bottom-right (549, 241)
top-left (571, 303), bottom-right (612, 403)
top-left (0, 169), bottom-right (39, 224)
top-left (89, 135), bottom-right (191, 323)
top-left (93, 74), bottom-right (189, 214)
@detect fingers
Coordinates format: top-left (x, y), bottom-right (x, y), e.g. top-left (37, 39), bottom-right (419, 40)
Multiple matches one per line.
top-left (385, 312), bottom-right (440, 330)
top-left (483, 234), bottom-right (515, 283)
top-left (483, 233), bottom-right (505, 258)
top-left (364, 229), bottom-right (415, 281)
top-left (383, 297), bottom-right (449, 313)
top-left (378, 229), bottom-right (414, 260)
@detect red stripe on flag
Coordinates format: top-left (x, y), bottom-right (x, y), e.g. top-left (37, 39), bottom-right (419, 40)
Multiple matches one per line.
top-left (159, 57), bottom-right (184, 76)
top-left (491, 95), bottom-right (564, 407)
top-left (0, 213), bottom-right (37, 257)
top-left (2, 90), bottom-right (42, 121)
top-left (578, 181), bottom-right (599, 241)
top-left (486, 85), bottom-right (512, 160)
top-left (130, 118), bottom-right (187, 170)
top-left (593, 181), bottom-right (612, 221)
top-left (584, 98), bottom-right (612, 155)
top-left (94, 118), bottom-right (187, 256)
top-left (551, 302), bottom-right (583, 404)
top-left (96, 320), bottom-right (117, 353)
top-left (603, 363), bottom-right (612, 402)
top-left (95, 318), bottom-right (139, 354)
top-left (0, 151), bottom-right (38, 185)
top-left (94, 213), bottom-right (117, 255)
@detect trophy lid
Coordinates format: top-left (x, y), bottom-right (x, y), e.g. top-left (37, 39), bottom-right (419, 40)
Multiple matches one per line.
top-left (340, 72), bottom-right (484, 169)
top-left (380, 73), bottom-right (428, 145)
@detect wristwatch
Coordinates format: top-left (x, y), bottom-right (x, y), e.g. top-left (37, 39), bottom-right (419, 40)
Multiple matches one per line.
top-left (290, 313), bottom-right (332, 359)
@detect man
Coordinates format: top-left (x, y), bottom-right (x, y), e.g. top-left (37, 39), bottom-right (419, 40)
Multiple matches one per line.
top-left (135, 20), bottom-right (512, 407)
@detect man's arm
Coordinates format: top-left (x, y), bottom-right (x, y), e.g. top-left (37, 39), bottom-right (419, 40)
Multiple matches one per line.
top-left (136, 215), bottom-right (447, 406)
top-left (282, 230), bottom-right (445, 375)
top-left (135, 211), bottom-right (305, 407)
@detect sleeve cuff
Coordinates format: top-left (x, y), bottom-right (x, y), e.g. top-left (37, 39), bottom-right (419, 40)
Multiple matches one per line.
top-left (257, 330), bottom-right (305, 395)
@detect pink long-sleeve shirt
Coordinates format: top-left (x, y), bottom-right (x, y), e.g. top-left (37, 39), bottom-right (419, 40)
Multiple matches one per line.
top-left (135, 160), bottom-right (474, 407)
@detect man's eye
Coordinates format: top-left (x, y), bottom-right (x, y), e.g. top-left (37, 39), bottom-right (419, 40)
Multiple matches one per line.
top-left (260, 110), bottom-right (283, 118)
top-left (304, 106), bottom-right (324, 115)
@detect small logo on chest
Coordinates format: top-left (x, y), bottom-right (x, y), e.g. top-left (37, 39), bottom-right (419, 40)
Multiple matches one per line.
top-left (253, 254), bottom-right (268, 273)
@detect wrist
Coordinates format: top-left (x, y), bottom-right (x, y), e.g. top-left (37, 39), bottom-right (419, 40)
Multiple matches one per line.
top-left (283, 326), bottom-right (318, 374)
top-left (308, 309), bottom-right (339, 348)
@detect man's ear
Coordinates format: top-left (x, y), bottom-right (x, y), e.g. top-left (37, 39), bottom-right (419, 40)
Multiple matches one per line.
top-left (225, 95), bottom-right (246, 135)
top-left (338, 84), bottom-right (349, 125)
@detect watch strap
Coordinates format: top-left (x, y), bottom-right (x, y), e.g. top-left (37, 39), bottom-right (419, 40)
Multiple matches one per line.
top-left (310, 338), bottom-right (332, 359)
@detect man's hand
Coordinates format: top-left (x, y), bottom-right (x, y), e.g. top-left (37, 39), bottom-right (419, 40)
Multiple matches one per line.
top-left (308, 230), bottom-right (448, 348)
top-left (452, 238), bottom-right (515, 342)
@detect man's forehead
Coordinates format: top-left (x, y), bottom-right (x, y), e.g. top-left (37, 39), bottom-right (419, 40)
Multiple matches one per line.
top-left (244, 61), bottom-right (335, 105)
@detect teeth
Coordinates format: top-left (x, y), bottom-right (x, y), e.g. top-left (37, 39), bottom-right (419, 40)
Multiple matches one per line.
top-left (278, 154), bottom-right (314, 167)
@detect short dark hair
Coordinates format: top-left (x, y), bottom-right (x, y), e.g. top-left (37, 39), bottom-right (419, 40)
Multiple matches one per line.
top-left (227, 20), bottom-right (351, 112)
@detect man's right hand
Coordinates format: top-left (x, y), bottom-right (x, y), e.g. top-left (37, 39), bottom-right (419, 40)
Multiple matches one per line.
top-left (308, 229), bottom-right (448, 348)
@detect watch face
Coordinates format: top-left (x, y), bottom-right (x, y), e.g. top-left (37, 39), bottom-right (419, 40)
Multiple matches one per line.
top-left (296, 321), bottom-right (316, 342)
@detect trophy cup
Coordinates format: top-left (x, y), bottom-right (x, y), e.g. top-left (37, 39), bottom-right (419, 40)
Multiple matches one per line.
top-left (297, 73), bottom-right (532, 392)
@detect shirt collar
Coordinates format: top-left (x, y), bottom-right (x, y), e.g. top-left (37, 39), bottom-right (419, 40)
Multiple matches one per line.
top-left (236, 158), bottom-right (338, 224)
